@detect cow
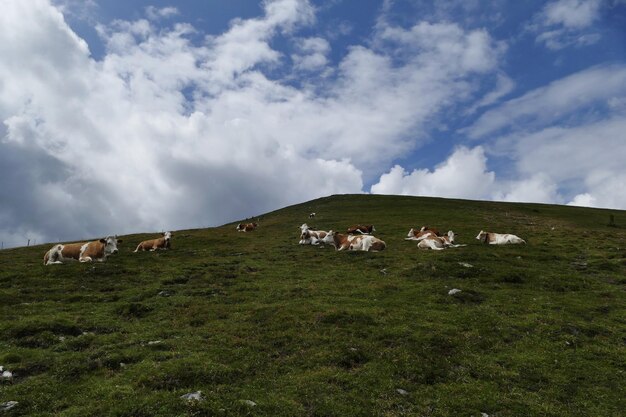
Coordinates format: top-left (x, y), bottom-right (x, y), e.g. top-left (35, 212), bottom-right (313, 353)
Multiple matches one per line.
top-left (237, 222), bottom-right (258, 232)
top-left (43, 236), bottom-right (122, 265)
top-left (299, 228), bottom-right (329, 245)
top-left (322, 231), bottom-right (386, 252)
top-left (134, 232), bottom-right (172, 252)
top-left (476, 230), bottom-right (526, 245)
top-left (417, 231), bottom-right (461, 250)
top-left (346, 224), bottom-right (376, 235)
top-left (405, 226), bottom-right (442, 241)
top-left (309, 212), bottom-right (316, 219)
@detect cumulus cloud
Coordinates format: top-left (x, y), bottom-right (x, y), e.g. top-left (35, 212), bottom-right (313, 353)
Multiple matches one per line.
top-left (371, 147), bottom-right (496, 199)
top-left (462, 64), bottom-right (626, 211)
top-left (0, 0), bottom-right (507, 247)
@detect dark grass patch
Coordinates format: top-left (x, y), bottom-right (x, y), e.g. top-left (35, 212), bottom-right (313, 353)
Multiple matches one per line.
top-left (114, 302), bottom-right (154, 319)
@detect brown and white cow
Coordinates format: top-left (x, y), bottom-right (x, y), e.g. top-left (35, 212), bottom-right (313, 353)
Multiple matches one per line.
top-left (322, 230), bottom-right (386, 252)
top-left (417, 231), bottom-right (462, 250)
top-left (134, 232), bottom-right (172, 252)
top-left (346, 224), bottom-right (376, 235)
top-left (476, 230), bottom-right (526, 245)
top-left (299, 228), bottom-right (329, 245)
top-left (236, 222), bottom-right (258, 232)
top-left (44, 236), bottom-right (122, 265)
top-left (405, 226), bottom-right (442, 241)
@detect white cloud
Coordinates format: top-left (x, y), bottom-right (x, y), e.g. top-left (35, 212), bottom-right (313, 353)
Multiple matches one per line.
top-left (292, 37), bottom-right (330, 71)
top-left (542, 0), bottom-right (601, 28)
top-left (145, 6), bottom-right (179, 21)
top-left (371, 147), bottom-right (496, 200)
top-left (531, 0), bottom-right (602, 50)
top-left (466, 64), bottom-right (626, 139)
top-left (0, 0), bottom-right (507, 246)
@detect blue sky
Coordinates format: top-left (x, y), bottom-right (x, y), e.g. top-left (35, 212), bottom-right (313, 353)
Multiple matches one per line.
top-left (0, 0), bottom-right (625, 247)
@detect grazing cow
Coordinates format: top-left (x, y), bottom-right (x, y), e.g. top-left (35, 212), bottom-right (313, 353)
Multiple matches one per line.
top-left (309, 212), bottom-right (316, 219)
top-left (322, 231), bottom-right (386, 252)
top-left (44, 236), bottom-right (122, 265)
top-left (417, 231), bottom-right (460, 250)
top-left (237, 222), bottom-right (258, 232)
top-left (476, 230), bottom-right (526, 245)
top-left (346, 224), bottom-right (376, 235)
top-left (134, 232), bottom-right (172, 252)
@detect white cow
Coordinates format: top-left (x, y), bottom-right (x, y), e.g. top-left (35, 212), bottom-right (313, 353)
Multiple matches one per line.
top-left (476, 230), bottom-right (526, 245)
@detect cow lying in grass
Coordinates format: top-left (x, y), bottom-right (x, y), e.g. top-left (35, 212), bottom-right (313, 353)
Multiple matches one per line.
top-left (417, 231), bottom-right (464, 250)
top-left (299, 224), bottom-right (329, 245)
top-left (406, 226), bottom-right (442, 241)
top-left (237, 222), bottom-right (258, 232)
top-left (134, 232), bottom-right (171, 252)
top-left (44, 236), bottom-right (121, 265)
top-left (347, 224), bottom-right (376, 234)
top-left (476, 230), bottom-right (526, 245)
top-left (322, 231), bottom-right (386, 252)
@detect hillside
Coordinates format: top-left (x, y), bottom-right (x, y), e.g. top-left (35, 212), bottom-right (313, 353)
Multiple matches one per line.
top-left (1, 194), bottom-right (624, 416)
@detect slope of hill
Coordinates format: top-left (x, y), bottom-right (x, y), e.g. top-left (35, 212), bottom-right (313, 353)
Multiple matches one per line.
top-left (1, 194), bottom-right (624, 416)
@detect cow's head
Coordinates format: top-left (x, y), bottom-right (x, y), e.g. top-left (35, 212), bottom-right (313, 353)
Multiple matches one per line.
top-left (476, 231), bottom-right (486, 241)
top-left (321, 230), bottom-right (336, 245)
top-left (99, 236), bottom-right (121, 256)
top-left (407, 228), bottom-right (416, 237)
top-left (163, 231), bottom-right (172, 241)
top-left (370, 225), bottom-right (376, 232)
top-left (447, 231), bottom-right (456, 243)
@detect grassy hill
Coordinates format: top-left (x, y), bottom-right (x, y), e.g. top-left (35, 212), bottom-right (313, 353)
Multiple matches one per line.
top-left (1, 194), bottom-right (624, 417)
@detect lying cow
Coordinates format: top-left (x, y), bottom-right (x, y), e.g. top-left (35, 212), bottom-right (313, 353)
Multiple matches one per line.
top-left (322, 231), bottom-right (386, 252)
top-left (309, 212), bottom-right (316, 219)
top-left (299, 228), bottom-right (329, 245)
top-left (237, 222), bottom-right (258, 232)
top-left (134, 232), bottom-right (172, 252)
top-left (346, 224), bottom-right (376, 235)
top-left (476, 230), bottom-right (526, 245)
top-left (405, 226), bottom-right (442, 241)
top-left (417, 231), bottom-right (463, 250)
top-left (44, 236), bottom-right (122, 265)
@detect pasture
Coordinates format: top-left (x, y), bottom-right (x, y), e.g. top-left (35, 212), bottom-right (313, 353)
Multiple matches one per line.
top-left (1, 194), bottom-right (624, 416)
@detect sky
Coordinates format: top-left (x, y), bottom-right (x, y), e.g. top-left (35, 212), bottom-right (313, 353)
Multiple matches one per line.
top-left (1, 0), bottom-right (625, 248)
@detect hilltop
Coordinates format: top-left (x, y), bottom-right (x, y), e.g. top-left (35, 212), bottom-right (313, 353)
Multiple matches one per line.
top-left (1, 194), bottom-right (624, 416)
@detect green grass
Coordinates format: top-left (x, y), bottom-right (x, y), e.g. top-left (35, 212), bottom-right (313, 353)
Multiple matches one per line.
top-left (1, 194), bottom-right (625, 416)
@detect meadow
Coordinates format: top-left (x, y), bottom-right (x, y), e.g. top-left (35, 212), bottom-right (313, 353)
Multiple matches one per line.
top-left (1, 194), bottom-right (624, 416)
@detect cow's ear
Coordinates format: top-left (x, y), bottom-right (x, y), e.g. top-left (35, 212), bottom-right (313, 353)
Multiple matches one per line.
top-left (99, 239), bottom-right (107, 243)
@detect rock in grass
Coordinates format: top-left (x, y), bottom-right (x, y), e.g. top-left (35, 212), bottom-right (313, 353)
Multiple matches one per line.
top-left (180, 391), bottom-right (204, 401)
top-left (458, 262), bottom-right (473, 268)
top-left (0, 401), bottom-right (18, 411)
top-left (239, 400), bottom-right (257, 407)
top-left (396, 388), bottom-right (408, 396)
top-left (1, 371), bottom-right (12, 380)
top-left (448, 288), bottom-right (462, 295)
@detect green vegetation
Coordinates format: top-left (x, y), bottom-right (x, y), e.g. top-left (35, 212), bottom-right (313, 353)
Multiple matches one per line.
top-left (1, 194), bottom-right (624, 416)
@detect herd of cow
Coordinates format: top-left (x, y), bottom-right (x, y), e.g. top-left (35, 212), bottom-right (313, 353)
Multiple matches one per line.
top-left (42, 214), bottom-right (526, 265)
top-left (298, 222), bottom-right (526, 252)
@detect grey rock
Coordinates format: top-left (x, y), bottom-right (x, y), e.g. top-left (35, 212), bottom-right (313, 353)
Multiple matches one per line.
top-left (448, 288), bottom-right (462, 295)
top-left (240, 400), bottom-right (257, 407)
top-left (0, 401), bottom-right (18, 412)
top-left (396, 388), bottom-right (408, 396)
top-left (180, 391), bottom-right (204, 401)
